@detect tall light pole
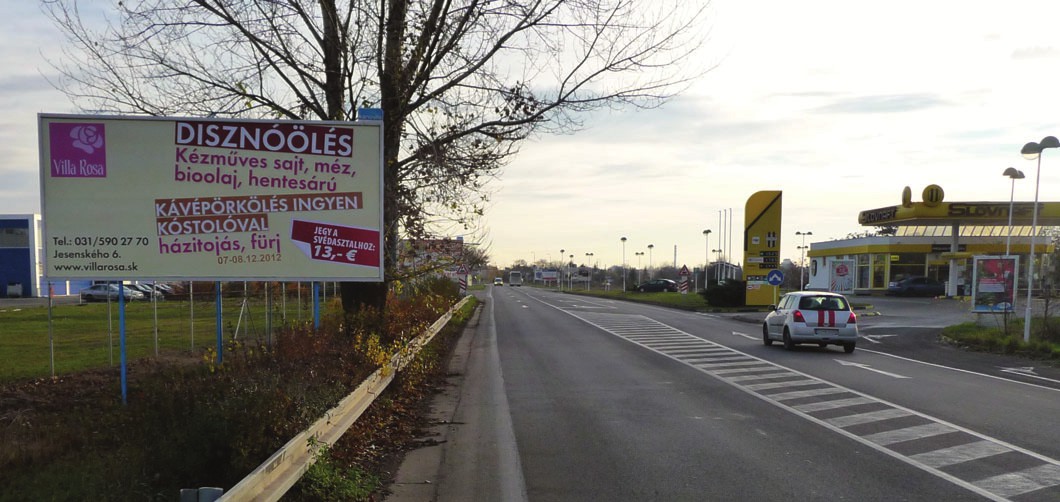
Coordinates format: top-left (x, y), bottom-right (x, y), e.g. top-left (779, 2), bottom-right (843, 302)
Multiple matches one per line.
top-left (1021, 136), bottom-right (1059, 343)
top-left (718, 210), bottom-right (725, 279)
top-left (712, 249), bottom-right (723, 283)
top-left (559, 249), bottom-right (565, 290)
top-left (569, 254), bottom-right (575, 290)
top-left (795, 231), bottom-right (813, 290)
top-left (647, 244), bottom-right (654, 279)
top-left (702, 229), bottom-right (711, 291)
top-left (585, 252), bottom-right (594, 290)
top-left (635, 251), bottom-right (644, 284)
top-left (1003, 167), bottom-right (1025, 256)
top-left (728, 208), bottom-right (734, 280)
top-left (797, 246), bottom-right (809, 289)
top-left (621, 237), bottom-right (628, 292)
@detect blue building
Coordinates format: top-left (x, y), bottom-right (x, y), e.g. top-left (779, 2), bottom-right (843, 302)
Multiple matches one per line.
top-left (0, 214), bottom-right (89, 298)
top-left (0, 214), bottom-right (41, 297)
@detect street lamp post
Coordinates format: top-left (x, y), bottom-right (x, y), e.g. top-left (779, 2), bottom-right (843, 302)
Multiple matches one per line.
top-left (568, 254), bottom-right (575, 290)
top-left (1021, 136), bottom-right (1059, 343)
top-left (712, 249), bottom-right (722, 283)
top-left (702, 229), bottom-right (711, 292)
top-left (559, 249), bottom-right (565, 290)
top-left (1003, 167), bottom-right (1025, 256)
top-left (621, 237), bottom-right (627, 292)
top-left (585, 252), bottom-right (594, 290)
top-left (635, 252), bottom-right (644, 284)
top-left (795, 231), bottom-right (813, 290)
top-left (797, 246), bottom-right (809, 289)
top-left (647, 244), bottom-right (654, 279)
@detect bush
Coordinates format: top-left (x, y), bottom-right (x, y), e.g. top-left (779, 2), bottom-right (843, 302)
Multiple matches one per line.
top-left (0, 292), bottom-right (472, 501)
top-left (700, 280), bottom-right (747, 307)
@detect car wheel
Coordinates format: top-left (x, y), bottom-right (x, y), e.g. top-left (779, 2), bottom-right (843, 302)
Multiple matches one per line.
top-left (843, 343), bottom-right (856, 354)
top-left (782, 328), bottom-right (795, 351)
top-left (762, 325), bottom-right (773, 346)
top-left (638, 287), bottom-right (646, 292)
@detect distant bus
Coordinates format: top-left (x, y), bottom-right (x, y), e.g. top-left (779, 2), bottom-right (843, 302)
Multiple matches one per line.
top-left (508, 271), bottom-right (523, 286)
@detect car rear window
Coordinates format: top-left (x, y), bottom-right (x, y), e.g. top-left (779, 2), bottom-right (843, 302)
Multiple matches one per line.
top-left (798, 296), bottom-right (849, 310)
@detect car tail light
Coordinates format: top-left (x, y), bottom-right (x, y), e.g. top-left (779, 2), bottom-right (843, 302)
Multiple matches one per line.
top-left (848, 312), bottom-right (857, 324)
top-left (793, 310), bottom-right (805, 323)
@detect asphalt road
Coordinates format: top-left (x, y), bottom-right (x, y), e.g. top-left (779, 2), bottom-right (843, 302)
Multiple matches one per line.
top-left (389, 288), bottom-right (1060, 501)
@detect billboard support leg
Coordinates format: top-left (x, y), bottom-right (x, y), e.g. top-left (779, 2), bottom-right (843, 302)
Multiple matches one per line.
top-left (216, 281), bottom-right (223, 366)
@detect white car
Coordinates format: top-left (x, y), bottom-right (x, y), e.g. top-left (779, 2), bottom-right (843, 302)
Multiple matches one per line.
top-left (762, 291), bottom-right (858, 353)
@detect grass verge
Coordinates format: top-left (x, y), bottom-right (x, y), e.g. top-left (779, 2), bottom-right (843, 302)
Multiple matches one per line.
top-left (0, 296), bottom-right (316, 381)
top-left (0, 280), bottom-right (478, 501)
top-left (942, 316), bottom-right (1060, 361)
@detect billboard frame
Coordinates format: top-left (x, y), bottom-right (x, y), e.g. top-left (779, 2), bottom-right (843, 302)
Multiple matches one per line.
top-left (39, 113), bottom-right (384, 282)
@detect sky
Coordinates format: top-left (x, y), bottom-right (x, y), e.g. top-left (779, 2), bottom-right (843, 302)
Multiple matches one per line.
top-left (5, 1), bottom-right (1060, 273)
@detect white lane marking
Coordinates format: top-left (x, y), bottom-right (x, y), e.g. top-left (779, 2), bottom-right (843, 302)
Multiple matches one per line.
top-left (793, 396), bottom-right (876, 413)
top-left (975, 463), bottom-right (1060, 498)
top-left (834, 359), bottom-right (911, 379)
top-left (862, 334), bottom-right (897, 344)
top-left (825, 408), bottom-right (913, 428)
top-left (999, 367), bottom-right (1060, 384)
top-left (859, 347), bottom-right (1060, 393)
top-left (911, 441), bottom-right (1012, 468)
top-left (863, 422), bottom-right (955, 446)
top-left (731, 330), bottom-right (757, 341)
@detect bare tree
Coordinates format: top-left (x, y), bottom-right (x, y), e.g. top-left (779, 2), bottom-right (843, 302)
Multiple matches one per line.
top-left (44, 0), bottom-right (711, 314)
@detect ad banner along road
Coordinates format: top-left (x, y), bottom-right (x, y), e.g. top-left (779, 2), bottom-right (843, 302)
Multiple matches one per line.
top-left (39, 114), bottom-right (383, 281)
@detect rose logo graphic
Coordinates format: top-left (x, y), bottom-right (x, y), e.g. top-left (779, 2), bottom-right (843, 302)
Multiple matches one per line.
top-left (49, 122), bottom-right (107, 178)
top-left (70, 125), bottom-right (104, 154)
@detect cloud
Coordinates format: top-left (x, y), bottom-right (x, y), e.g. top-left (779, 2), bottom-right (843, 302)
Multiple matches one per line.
top-left (1011, 46), bottom-right (1060, 60)
top-left (815, 94), bottom-right (950, 115)
top-left (0, 74), bottom-right (63, 95)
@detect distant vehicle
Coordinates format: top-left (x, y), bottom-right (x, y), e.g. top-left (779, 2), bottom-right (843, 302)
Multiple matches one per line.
top-left (509, 271), bottom-right (523, 286)
top-left (127, 283), bottom-right (165, 301)
top-left (153, 283), bottom-right (176, 295)
top-left (636, 279), bottom-right (678, 292)
top-left (886, 276), bottom-right (945, 297)
top-left (763, 291), bottom-right (858, 353)
top-left (494, 277), bottom-right (504, 286)
top-left (79, 284), bottom-right (146, 302)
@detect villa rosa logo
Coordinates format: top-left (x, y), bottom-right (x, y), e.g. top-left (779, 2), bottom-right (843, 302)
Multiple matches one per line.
top-left (50, 122), bottom-right (107, 178)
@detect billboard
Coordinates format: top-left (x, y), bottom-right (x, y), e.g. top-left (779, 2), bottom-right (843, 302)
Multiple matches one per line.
top-left (743, 190), bottom-right (782, 306)
top-left (971, 256), bottom-right (1019, 313)
top-left (39, 114), bottom-right (383, 281)
top-left (830, 260), bottom-right (855, 294)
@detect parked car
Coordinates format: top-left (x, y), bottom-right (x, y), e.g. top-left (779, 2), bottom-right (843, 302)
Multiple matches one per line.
top-left (152, 282), bottom-right (176, 296)
top-left (494, 277), bottom-right (504, 286)
top-left (636, 279), bottom-right (678, 292)
top-left (762, 291), bottom-right (858, 353)
top-left (886, 276), bottom-right (945, 297)
top-left (79, 284), bottom-right (146, 302)
top-left (127, 283), bottom-right (165, 301)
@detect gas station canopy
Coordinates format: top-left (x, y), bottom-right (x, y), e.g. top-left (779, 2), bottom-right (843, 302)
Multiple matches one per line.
top-left (858, 185), bottom-right (1060, 227)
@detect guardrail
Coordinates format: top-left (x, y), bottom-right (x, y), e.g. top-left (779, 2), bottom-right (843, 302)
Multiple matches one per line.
top-left (209, 295), bottom-right (473, 501)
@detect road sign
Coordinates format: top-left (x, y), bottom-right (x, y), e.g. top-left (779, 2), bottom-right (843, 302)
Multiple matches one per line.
top-left (744, 190), bottom-right (782, 306)
top-left (767, 269), bottom-right (784, 286)
top-left (679, 265), bottom-right (690, 276)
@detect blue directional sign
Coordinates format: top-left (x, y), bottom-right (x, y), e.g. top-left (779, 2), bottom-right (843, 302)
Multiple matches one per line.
top-left (767, 269), bottom-right (784, 286)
